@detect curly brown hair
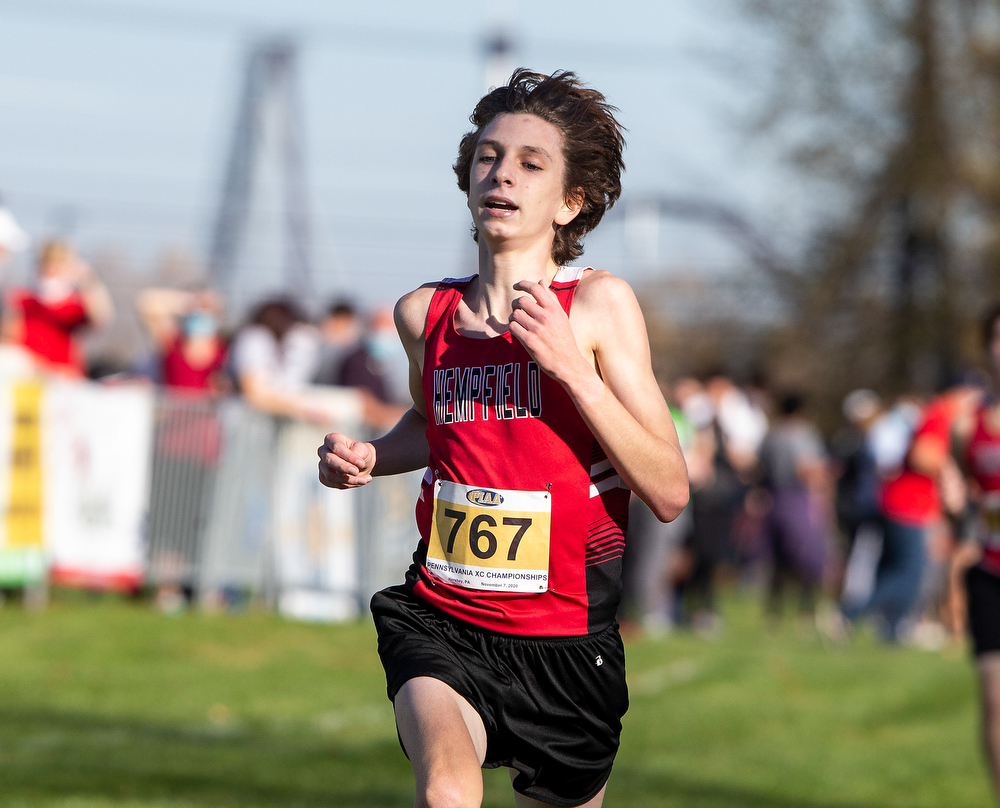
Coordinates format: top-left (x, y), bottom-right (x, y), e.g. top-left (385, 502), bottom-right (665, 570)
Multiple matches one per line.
top-left (454, 68), bottom-right (626, 266)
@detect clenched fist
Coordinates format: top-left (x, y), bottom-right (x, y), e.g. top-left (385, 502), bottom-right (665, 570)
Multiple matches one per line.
top-left (318, 432), bottom-right (376, 489)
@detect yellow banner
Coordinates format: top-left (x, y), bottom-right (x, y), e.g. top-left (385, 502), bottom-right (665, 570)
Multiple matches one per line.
top-left (5, 382), bottom-right (44, 548)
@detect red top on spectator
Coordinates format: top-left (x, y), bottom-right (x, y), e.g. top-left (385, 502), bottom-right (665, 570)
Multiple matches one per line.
top-left (879, 397), bottom-right (954, 526)
top-left (161, 335), bottom-right (228, 391)
top-left (7, 288), bottom-right (89, 376)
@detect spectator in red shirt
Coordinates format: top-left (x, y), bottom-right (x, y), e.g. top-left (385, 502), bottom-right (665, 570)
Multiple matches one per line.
top-left (841, 374), bottom-right (982, 641)
top-left (136, 286), bottom-right (230, 394)
top-left (2, 240), bottom-right (114, 377)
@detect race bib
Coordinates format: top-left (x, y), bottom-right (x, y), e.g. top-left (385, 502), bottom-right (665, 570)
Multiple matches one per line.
top-left (426, 480), bottom-right (551, 593)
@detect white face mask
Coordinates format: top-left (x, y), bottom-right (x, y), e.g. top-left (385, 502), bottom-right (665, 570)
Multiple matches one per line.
top-left (38, 276), bottom-right (74, 303)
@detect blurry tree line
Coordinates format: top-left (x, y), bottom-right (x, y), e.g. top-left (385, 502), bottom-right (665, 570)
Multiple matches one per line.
top-left (645, 0), bottom-right (1000, 425)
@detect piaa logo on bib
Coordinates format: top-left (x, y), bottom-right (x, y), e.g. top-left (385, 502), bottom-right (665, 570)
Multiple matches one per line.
top-left (466, 489), bottom-right (503, 507)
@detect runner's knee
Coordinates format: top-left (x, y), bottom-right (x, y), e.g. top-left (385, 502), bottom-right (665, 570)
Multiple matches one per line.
top-left (418, 768), bottom-right (483, 808)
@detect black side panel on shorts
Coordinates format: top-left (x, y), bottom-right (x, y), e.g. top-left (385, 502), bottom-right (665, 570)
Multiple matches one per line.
top-left (585, 514), bottom-right (626, 634)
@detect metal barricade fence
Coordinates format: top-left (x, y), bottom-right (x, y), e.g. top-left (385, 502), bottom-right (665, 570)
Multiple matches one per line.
top-left (145, 390), bottom-right (423, 618)
top-left (196, 398), bottom-right (278, 605)
top-left (146, 393), bottom-right (230, 594)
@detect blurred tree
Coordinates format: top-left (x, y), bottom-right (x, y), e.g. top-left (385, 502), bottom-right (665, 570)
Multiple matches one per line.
top-left (741, 0), bottom-right (1000, 398)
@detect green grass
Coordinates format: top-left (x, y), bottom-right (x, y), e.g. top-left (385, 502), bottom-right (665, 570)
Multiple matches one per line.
top-left (0, 591), bottom-right (992, 807)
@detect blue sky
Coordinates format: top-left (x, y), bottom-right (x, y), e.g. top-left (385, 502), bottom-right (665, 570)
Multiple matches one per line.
top-left (0, 0), bottom-right (795, 318)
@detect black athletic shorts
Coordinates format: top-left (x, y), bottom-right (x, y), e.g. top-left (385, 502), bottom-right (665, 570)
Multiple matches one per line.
top-left (966, 564), bottom-right (1000, 657)
top-left (370, 585), bottom-right (629, 807)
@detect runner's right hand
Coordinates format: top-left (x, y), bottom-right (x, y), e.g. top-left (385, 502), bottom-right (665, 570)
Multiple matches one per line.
top-left (318, 433), bottom-right (376, 489)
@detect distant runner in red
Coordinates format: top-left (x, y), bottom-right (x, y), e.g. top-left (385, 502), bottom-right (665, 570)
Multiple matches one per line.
top-left (954, 305), bottom-right (1000, 801)
top-left (319, 69), bottom-right (688, 808)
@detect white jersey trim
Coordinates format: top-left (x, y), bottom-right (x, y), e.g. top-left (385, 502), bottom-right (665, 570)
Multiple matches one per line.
top-left (419, 466), bottom-right (434, 501)
top-left (589, 475), bottom-right (629, 498)
top-left (553, 266), bottom-right (589, 283)
top-left (590, 458), bottom-right (614, 476)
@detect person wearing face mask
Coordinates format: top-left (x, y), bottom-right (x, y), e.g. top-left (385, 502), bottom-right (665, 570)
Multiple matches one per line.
top-left (312, 300), bottom-right (362, 386)
top-left (2, 240), bottom-right (114, 378)
top-left (135, 286), bottom-right (230, 394)
top-left (137, 286), bottom-right (230, 612)
top-left (336, 306), bottom-right (409, 429)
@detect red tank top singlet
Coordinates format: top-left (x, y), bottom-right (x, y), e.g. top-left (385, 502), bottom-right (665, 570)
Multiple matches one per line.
top-left (967, 407), bottom-right (1000, 576)
top-left (405, 268), bottom-right (631, 636)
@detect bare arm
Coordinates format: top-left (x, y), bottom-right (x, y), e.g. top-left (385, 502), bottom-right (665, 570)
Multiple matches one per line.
top-left (74, 260), bottom-right (114, 329)
top-left (239, 370), bottom-right (327, 422)
top-left (135, 287), bottom-right (188, 349)
top-left (509, 272), bottom-right (689, 521)
top-left (318, 284), bottom-right (435, 489)
top-left (1, 293), bottom-right (23, 344)
top-left (908, 433), bottom-right (948, 477)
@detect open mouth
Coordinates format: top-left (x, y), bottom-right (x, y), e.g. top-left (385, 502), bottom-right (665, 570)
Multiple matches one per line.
top-left (485, 198), bottom-right (517, 211)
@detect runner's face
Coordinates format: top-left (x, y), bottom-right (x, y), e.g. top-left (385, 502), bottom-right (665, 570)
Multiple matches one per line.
top-left (467, 113), bottom-right (580, 254)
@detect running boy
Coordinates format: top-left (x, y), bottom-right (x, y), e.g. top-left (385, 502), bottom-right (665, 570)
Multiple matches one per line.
top-left (319, 69), bottom-right (689, 808)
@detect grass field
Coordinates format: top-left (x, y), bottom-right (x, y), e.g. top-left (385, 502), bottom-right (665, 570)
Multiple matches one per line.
top-left (0, 590), bottom-right (993, 808)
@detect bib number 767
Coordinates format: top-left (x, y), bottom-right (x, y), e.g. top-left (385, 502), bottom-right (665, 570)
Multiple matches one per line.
top-left (442, 509), bottom-right (531, 561)
top-left (426, 480), bottom-right (551, 593)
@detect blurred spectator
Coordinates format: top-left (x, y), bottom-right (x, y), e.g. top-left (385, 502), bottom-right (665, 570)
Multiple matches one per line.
top-left (758, 393), bottom-right (832, 624)
top-left (313, 299), bottom-right (362, 386)
top-left (0, 201), bottom-right (29, 268)
top-left (2, 240), bottom-right (114, 378)
top-left (231, 296), bottom-right (324, 420)
top-left (706, 373), bottom-right (769, 477)
top-left (136, 287), bottom-right (230, 394)
top-left (675, 375), bottom-right (714, 430)
top-left (832, 389), bottom-right (885, 608)
top-left (619, 380), bottom-right (695, 635)
top-left (839, 374), bottom-right (982, 642)
top-left (136, 287), bottom-right (230, 612)
top-left (337, 306), bottom-right (410, 430)
top-left (833, 389), bottom-right (883, 540)
top-left (672, 375), bottom-right (752, 636)
top-left (338, 307), bottom-right (407, 401)
top-left (869, 394), bottom-right (923, 476)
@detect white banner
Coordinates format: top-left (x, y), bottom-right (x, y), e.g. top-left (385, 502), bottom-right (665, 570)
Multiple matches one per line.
top-left (44, 381), bottom-right (154, 590)
top-left (272, 407), bottom-right (361, 622)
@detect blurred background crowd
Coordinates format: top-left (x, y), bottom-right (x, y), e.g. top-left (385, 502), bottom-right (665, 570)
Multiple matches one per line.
top-left (619, 365), bottom-right (991, 650)
top-left (0, 206), bottom-right (996, 654)
top-left (2, 0), bottom-right (1000, 653)
top-left (0, 222), bottom-right (412, 427)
